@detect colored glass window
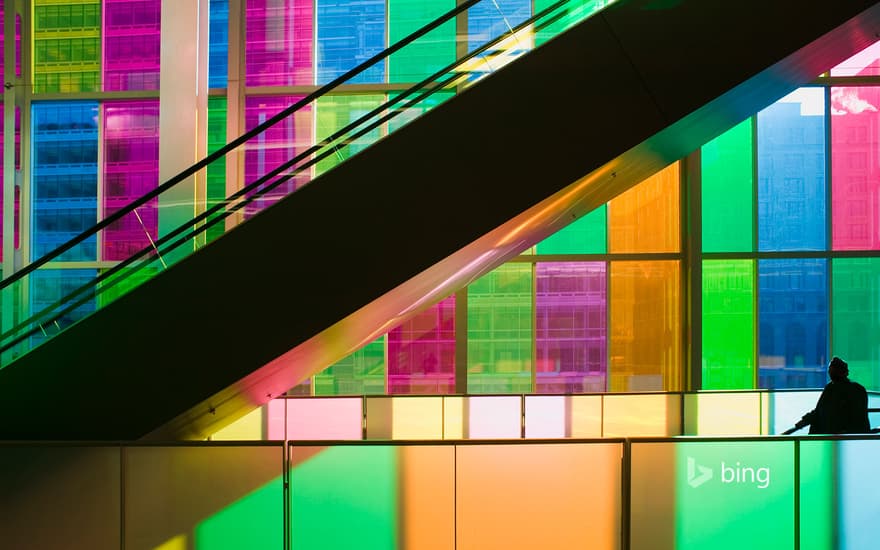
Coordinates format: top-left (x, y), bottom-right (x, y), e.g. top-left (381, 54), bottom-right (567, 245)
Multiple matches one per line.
top-left (758, 259), bottom-right (828, 389)
top-left (102, 100), bottom-right (160, 261)
top-left (467, 263), bottom-right (533, 393)
top-left (206, 97), bottom-right (227, 242)
top-left (316, 0), bottom-right (385, 85)
top-left (314, 94), bottom-right (385, 177)
top-left (209, 0), bottom-right (229, 88)
top-left (245, 0), bottom-right (313, 86)
top-left (314, 336), bottom-right (386, 395)
top-left (757, 88), bottom-right (826, 251)
top-left (31, 101), bottom-right (98, 261)
top-left (387, 0), bottom-right (455, 83)
top-left (0, 106), bottom-right (21, 262)
top-left (535, 262), bottom-right (606, 393)
top-left (387, 296), bottom-right (456, 395)
top-left (831, 86), bottom-right (880, 250)
top-left (832, 258), bottom-right (880, 391)
top-left (702, 118), bottom-right (754, 252)
top-left (33, 0), bottom-right (101, 93)
top-left (467, 0), bottom-right (530, 52)
top-left (102, 0), bottom-right (160, 91)
top-left (29, 269), bottom-right (97, 347)
top-left (387, 90), bottom-right (454, 134)
top-left (609, 261), bottom-right (681, 392)
top-left (535, 206), bottom-right (606, 254)
top-left (609, 163), bottom-right (680, 253)
top-left (702, 260), bottom-right (755, 390)
top-left (830, 40), bottom-right (880, 77)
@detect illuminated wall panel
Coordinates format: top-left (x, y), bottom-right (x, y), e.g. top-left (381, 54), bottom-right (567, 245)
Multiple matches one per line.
top-left (125, 446), bottom-right (283, 550)
top-left (387, 296), bottom-right (455, 395)
top-left (631, 441), bottom-right (795, 550)
top-left (702, 118), bottom-right (753, 252)
top-left (524, 395), bottom-right (602, 438)
top-left (245, 0), bottom-right (313, 86)
top-left (758, 259), bottom-right (828, 389)
top-left (33, 0), bottom-right (101, 93)
top-left (366, 396), bottom-right (444, 439)
top-left (456, 443), bottom-right (621, 549)
top-left (284, 397), bottom-right (363, 440)
top-left (388, 0), bottom-right (455, 83)
top-left (467, 264), bottom-right (533, 393)
top-left (702, 260), bottom-right (755, 390)
top-left (314, 336), bottom-right (385, 395)
top-left (609, 163), bottom-right (680, 253)
top-left (0, 446), bottom-right (120, 550)
top-left (609, 261), bottom-right (681, 392)
top-left (209, 0), bottom-right (229, 88)
top-left (831, 86), bottom-right (880, 250)
top-left (314, 94), bottom-right (385, 176)
top-left (603, 393), bottom-right (681, 436)
top-left (316, 0), bottom-right (385, 84)
top-left (31, 101), bottom-right (98, 261)
top-left (535, 206), bottom-right (606, 254)
top-left (757, 88), bottom-right (826, 251)
top-left (535, 262), bottom-right (606, 393)
top-left (102, 100), bottom-right (160, 261)
top-left (102, 0), bottom-right (160, 91)
top-left (683, 393), bottom-right (761, 436)
top-left (832, 258), bottom-right (880, 390)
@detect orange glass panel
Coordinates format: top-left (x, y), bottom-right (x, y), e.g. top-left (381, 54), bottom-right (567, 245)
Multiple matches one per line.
top-left (400, 446), bottom-right (455, 550)
top-left (609, 261), bottom-right (681, 392)
top-left (608, 163), bottom-right (680, 253)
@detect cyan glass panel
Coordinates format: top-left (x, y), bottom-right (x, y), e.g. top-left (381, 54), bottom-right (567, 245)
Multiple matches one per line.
top-left (316, 0), bottom-right (385, 84)
top-left (758, 259), bottom-right (828, 389)
top-left (209, 0), bottom-right (229, 88)
top-left (535, 206), bottom-right (606, 254)
top-left (467, 0), bottom-right (531, 52)
top-left (757, 88), bottom-right (826, 251)
top-left (388, 0), bottom-right (455, 83)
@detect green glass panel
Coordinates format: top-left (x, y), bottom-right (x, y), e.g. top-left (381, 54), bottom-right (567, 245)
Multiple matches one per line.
top-left (535, 206), bottom-right (606, 254)
top-left (534, 0), bottom-right (609, 46)
top-left (832, 257), bottom-right (880, 390)
top-left (315, 94), bottom-right (385, 176)
top-left (702, 118), bottom-right (754, 252)
top-left (195, 476), bottom-right (284, 550)
top-left (97, 265), bottom-right (159, 308)
top-left (388, 91), bottom-right (454, 134)
top-left (799, 441), bottom-right (836, 550)
top-left (467, 263), bottom-right (533, 393)
top-left (314, 336), bottom-right (386, 395)
top-left (206, 96), bottom-right (227, 243)
top-left (290, 446), bottom-right (397, 550)
top-left (702, 260), bottom-right (755, 389)
top-left (388, 0), bottom-right (456, 83)
top-left (33, 0), bottom-right (101, 93)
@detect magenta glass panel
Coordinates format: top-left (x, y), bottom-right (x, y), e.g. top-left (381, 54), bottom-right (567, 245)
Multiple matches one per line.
top-left (388, 296), bottom-right (455, 394)
top-left (246, 0), bottom-right (314, 86)
top-left (244, 96), bottom-right (313, 213)
top-left (536, 262), bottom-right (607, 393)
top-left (102, 100), bottom-right (160, 261)
top-left (831, 86), bottom-right (880, 250)
top-left (102, 0), bottom-right (161, 91)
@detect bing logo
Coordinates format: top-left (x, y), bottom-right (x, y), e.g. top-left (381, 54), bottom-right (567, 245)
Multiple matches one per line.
top-left (686, 457), bottom-right (771, 489)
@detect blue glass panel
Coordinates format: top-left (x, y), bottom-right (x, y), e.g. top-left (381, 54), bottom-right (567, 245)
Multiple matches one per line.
top-left (757, 88), bottom-right (826, 251)
top-left (316, 0), bottom-right (385, 84)
top-left (758, 258), bottom-right (828, 388)
top-left (209, 0), bottom-right (229, 88)
top-left (467, 0), bottom-right (531, 51)
top-left (31, 101), bottom-right (99, 261)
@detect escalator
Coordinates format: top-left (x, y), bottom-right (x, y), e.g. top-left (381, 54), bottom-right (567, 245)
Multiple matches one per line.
top-left (1, 0), bottom-right (879, 440)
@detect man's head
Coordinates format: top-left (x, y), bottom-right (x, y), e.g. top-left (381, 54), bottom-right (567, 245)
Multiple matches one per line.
top-left (829, 356), bottom-right (849, 382)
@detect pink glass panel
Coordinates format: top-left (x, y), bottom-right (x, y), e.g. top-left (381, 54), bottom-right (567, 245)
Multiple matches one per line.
top-left (283, 397), bottom-right (363, 440)
top-left (102, 0), bottom-right (161, 91)
top-left (244, 95), bottom-right (313, 214)
top-left (536, 262), bottom-right (606, 393)
top-left (830, 40), bottom-right (880, 77)
top-left (102, 100), bottom-right (160, 261)
top-left (246, 0), bottom-right (313, 86)
top-left (387, 296), bottom-right (455, 394)
top-left (831, 86), bottom-right (880, 250)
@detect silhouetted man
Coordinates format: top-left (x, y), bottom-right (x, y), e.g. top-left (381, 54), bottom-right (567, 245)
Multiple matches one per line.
top-left (791, 357), bottom-right (870, 434)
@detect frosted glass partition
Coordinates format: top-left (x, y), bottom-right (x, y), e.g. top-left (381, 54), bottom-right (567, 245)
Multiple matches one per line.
top-left (763, 390), bottom-right (822, 435)
top-left (524, 395), bottom-right (602, 438)
top-left (0, 446), bottom-right (120, 550)
top-left (210, 406), bottom-right (267, 440)
top-left (366, 396), bottom-right (444, 439)
top-left (290, 444), bottom-right (455, 549)
top-left (458, 395), bottom-right (522, 439)
top-left (683, 392), bottom-right (762, 436)
top-left (124, 445), bottom-right (284, 550)
top-left (630, 440), bottom-right (796, 550)
top-left (603, 393), bottom-right (682, 437)
top-left (283, 397), bottom-right (364, 440)
top-left (456, 442), bottom-right (622, 549)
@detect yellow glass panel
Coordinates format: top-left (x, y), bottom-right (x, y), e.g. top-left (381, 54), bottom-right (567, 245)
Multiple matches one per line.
top-left (210, 406), bottom-right (265, 441)
top-left (443, 396), bottom-right (465, 439)
top-left (456, 443), bottom-right (622, 549)
top-left (683, 392), bottom-right (762, 435)
top-left (365, 397), bottom-right (444, 439)
top-left (400, 446), bottom-right (455, 550)
top-left (603, 394), bottom-right (682, 436)
top-left (609, 162), bottom-right (681, 253)
top-left (609, 261), bottom-right (682, 392)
